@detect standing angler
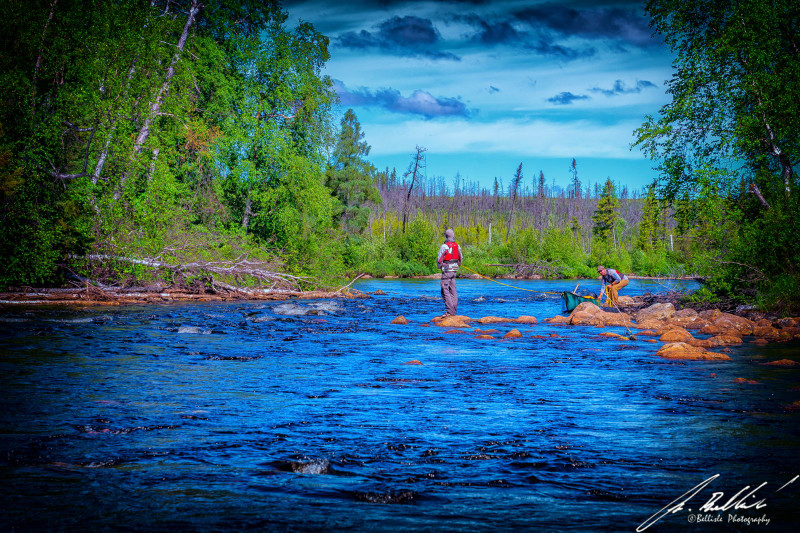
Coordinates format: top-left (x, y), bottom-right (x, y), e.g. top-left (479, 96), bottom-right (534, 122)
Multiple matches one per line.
top-left (597, 265), bottom-right (629, 308)
top-left (437, 229), bottom-right (463, 317)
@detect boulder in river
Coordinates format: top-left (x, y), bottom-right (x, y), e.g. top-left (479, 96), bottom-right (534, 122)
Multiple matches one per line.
top-left (405, 360), bottom-right (423, 365)
top-left (373, 289), bottom-right (387, 295)
top-left (475, 334), bottom-right (496, 340)
top-left (478, 316), bottom-right (515, 324)
top-left (515, 316), bottom-right (538, 324)
top-left (391, 315), bottom-right (409, 325)
top-left (635, 303), bottom-right (675, 322)
top-left (434, 315), bottom-right (471, 328)
top-left (762, 359), bottom-right (800, 367)
top-left (659, 327), bottom-right (694, 343)
top-left (503, 329), bottom-right (523, 339)
top-left (567, 302), bottom-right (633, 328)
top-left (698, 309), bottom-right (723, 322)
top-left (708, 335), bottom-right (743, 347)
top-left (711, 313), bottom-right (754, 336)
top-left (656, 342), bottom-right (731, 361)
top-left (544, 315), bottom-right (570, 324)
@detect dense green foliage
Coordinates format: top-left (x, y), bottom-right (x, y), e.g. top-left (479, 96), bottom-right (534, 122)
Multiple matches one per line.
top-left (635, 0), bottom-right (800, 313)
top-left (2, 0), bottom-right (797, 313)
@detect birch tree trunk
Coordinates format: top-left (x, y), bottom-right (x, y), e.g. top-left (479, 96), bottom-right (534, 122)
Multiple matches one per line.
top-left (116, 0), bottom-right (200, 198)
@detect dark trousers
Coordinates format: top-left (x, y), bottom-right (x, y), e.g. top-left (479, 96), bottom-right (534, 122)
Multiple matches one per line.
top-left (441, 271), bottom-right (458, 315)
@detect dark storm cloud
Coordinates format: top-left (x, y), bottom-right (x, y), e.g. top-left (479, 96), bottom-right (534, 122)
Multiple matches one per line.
top-left (457, 13), bottom-right (595, 58)
top-left (547, 92), bottom-right (590, 105)
top-left (337, 15), bottom-right (460, 60)
top-left (590, 79), bottom-right (658, 96)
top-left (512, 4), bottom-right (656, 47)
top-left (334, 80), bottom-right (471, 118)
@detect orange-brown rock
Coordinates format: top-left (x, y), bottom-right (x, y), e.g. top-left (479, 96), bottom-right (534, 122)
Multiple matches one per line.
top-left (391, 315), bottom-right (409, 325)
top-left (567, 302), bottom-right (633, 328)
top-left (530, 335), bottom-right (548, 339)
top-left (544, 315), bottom-right (570, 324)
top-left (708, 335), bottom-right (743, 347)
top-left (549, 333), bottom-right (560, 338)
top-left (477, 316), bottom-right (515, 324)
top-left (600, 332), bottom-right (627, 339)
top-left (515, 316), bottom-right (538, 324)
top-left (776, 317), bottom-right (799, 329)
top-left (688, 338), bottom-right (714, 349)
top-left (656, 342), bottom-right (731, 361)
top-left (434, 315), bottom-right (472, 328)
top-left (635, 303), bottom-right (676, 322)
top-left (445, 329), bottom-right (470, 334)
top-left (669, 309), bottom-right (708, 330)
top-left (659, 327), bottom-right (694, 343)
top-left (419, 323), bottom-right (430, 328)
top-left (503, 329), bottom-right (523, 339)
top-left (633, 319), bottom-right (666, 331)
top-left (405, 360), bottom-right (423, 365)
top-left (474, 329), bottom-right (500, 335)
top-left (433, 314), bottom-right (471, 323)
top-left (755, 318), bottom-right (772, 327)
top-left (711, 313), bottom-right (754, 336)
top-left (698, 309), bottom-right (723, 321)
top-left (373, 289), bottom-right (387, 295)
top-left (636, 330), bottom-right (658, 336)
top-left (617, 295), bottom-right (635, 307)
top-left (762, 359), bottom-right (799, 367)
top-left (750, 338), bottom-right (769, 345)
top-left (475, 334), bottom-right (496, 340)
top-left (733, 377), bottom-right (759, 384)
top-left (642, 338), bottom-right (658, 343)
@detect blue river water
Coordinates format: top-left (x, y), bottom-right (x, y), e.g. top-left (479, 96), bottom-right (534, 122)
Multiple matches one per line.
top-left (1, 278), bottom-right (799, 532)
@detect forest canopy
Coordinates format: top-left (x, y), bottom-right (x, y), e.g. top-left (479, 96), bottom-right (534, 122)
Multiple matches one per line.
top-left (1, 0), bottom-right (798, 312)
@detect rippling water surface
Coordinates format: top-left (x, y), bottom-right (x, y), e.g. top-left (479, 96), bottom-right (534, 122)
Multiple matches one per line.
top-left (1, 279), bottom-right (799, 531)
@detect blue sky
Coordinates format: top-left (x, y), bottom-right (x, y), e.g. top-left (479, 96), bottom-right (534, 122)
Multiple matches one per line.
top-left (284, 0), bottom-right (673, 193)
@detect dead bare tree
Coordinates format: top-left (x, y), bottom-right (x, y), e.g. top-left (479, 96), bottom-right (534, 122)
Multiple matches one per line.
top-left (402, 145), bottom-right (426, 233)
top-left (506, 162), bottom-right (523, 241)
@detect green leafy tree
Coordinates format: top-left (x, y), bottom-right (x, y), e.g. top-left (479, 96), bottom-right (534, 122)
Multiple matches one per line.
top-left (326, 109), bottom-right (381, 234)
top-left (592, 178), bottom-right (619, 243)
top-left (636, 185), bottom-right (664, 251)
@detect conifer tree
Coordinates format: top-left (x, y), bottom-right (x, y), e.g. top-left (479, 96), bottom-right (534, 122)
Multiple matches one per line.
top-left (592, 178), bottom-right (620, 242)
top-left (326, 109), bottom-right (381, 234)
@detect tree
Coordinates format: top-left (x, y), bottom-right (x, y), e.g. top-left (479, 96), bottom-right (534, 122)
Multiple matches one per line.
top-left (326, 109), bottom-right (381, 234)
top-left (634, 0), bottom-right (799, 207)
top-left (592, 178), bottom-right (619, 243)
top-left (636, 185), bottom-right (664, 251)
top-left (506, 162), bottom-right (523, 241)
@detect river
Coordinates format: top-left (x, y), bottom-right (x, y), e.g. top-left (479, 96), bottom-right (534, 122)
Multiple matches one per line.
top-left (1, 279), bottom-right (798, 531)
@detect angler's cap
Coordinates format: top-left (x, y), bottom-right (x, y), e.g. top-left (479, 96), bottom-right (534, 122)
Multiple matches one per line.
top-left (445, 228), bottom-right (455, 240)
top-left (597, 265), bottom-right (605, 273)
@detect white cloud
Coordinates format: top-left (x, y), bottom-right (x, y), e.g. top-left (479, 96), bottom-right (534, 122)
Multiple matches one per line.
top-left (364, 117), bottom-right (642, 159)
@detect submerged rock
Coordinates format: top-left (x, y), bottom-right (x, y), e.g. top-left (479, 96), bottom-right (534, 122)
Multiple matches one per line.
top-left (391, 315), bottom-right (409, 325)
top-left (373, 289), bottom-right (387, 295)
top-left (474, 328), bottom-right (500, 335)
top-left (656, 342), bottom-right (731, 361)
top-left (733, 377), bottom-right (759, 384)
top-left (503, 329), bottom-right (523, 339)
top-left (762, 359), bottom-right (800, 367)
top-left (405, 360), bottom-right (423, 365)
top-left (177, 326), bottom-right (211, 334)
top-left (475, 335), bottom-right (496, 340)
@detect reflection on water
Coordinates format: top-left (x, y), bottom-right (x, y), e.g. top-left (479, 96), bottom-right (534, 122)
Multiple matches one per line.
top-left (1, 279), bottom-right (799, 531)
